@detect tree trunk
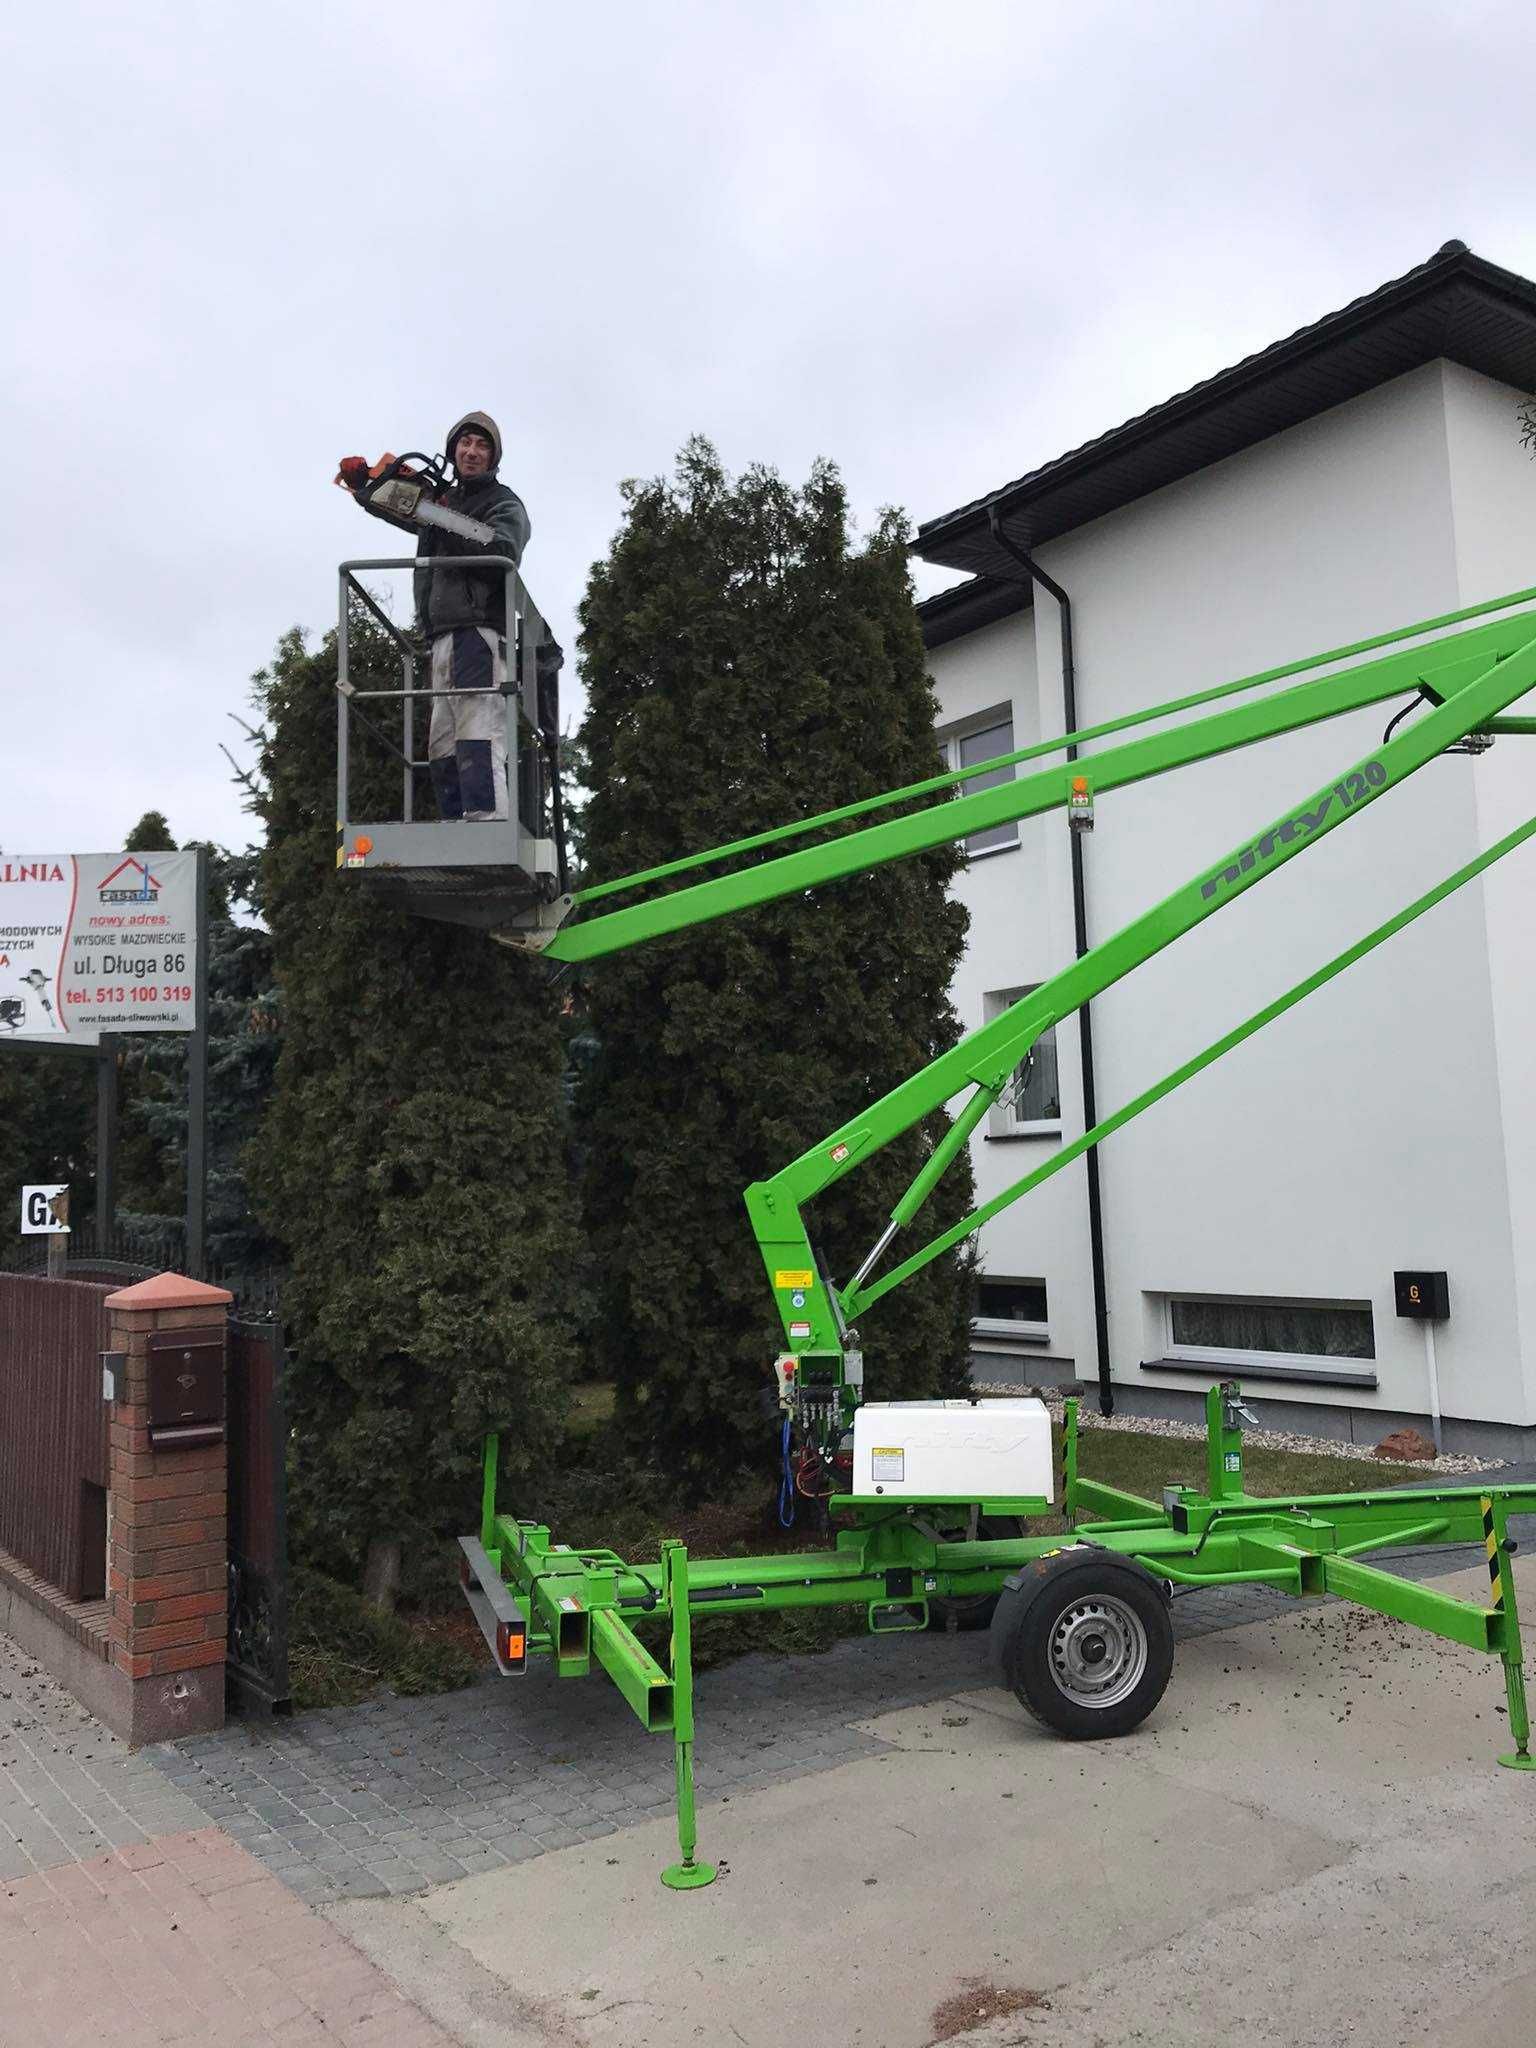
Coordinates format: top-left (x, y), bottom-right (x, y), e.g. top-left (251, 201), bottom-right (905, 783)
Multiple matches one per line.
top-left (361, 1537), bottom-right (402, 1613)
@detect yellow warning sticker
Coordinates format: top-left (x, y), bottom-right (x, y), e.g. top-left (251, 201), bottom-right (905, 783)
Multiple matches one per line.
top-left (775, 1269), bottom-right (815, 1290)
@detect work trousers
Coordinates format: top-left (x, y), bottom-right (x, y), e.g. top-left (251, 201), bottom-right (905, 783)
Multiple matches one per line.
top-left (428, 626), bottom-right (509, 821)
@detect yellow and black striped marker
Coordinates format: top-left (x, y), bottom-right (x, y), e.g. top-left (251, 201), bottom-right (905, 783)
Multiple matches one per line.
top-left (1483, 1495), bottom-right (1507, 1610)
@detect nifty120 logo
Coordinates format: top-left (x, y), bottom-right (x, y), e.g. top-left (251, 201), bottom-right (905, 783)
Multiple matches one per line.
top-left (1200, 759), bottom-right (1388, 903)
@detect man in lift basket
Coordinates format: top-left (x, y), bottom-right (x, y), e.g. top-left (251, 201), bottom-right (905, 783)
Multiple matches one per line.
top-left (414, 411), bottom-right (530, 824)
top-left (338, 410), bottom-right (533, 824)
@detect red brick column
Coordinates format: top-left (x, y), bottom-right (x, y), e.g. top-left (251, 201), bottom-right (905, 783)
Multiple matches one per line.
top-left (103, 1272), bottom-right (233, 1744)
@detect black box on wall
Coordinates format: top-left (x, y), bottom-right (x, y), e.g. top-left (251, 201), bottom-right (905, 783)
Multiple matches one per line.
top-left (1394, 1271), bottom-right (1450, 1320)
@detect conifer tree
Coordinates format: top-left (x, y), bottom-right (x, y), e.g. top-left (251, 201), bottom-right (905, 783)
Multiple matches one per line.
top-left (0, 1052), bottom-right (94, 1244)
top-left (112, 810), bottom-right (184, 1225)
top-left (246, 619), bottom-right (580, 1595)
top-left (577, 442), bottom-right (976, 1494)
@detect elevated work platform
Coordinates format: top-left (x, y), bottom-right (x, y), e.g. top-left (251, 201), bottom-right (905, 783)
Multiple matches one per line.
top-left (334, 555), bottom-right (572, 945)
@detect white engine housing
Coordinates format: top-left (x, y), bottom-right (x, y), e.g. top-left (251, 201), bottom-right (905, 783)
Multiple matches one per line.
top-left (849, 1398), bottom-right (1053, 1502)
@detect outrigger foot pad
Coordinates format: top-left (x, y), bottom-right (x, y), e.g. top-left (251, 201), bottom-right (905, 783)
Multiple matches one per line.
top-left (1497, 1751), bottom-right (1536, 1772)
top-left (661, 1858), bottom-right (718, 1890)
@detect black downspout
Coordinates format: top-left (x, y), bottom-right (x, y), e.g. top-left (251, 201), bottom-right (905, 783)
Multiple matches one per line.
top-left (986, 509), bottom-right (1114, 1417)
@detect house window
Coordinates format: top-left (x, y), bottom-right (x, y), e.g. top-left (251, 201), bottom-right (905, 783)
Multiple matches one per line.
top-left (1166, 1295), bottom-right (1375, 1364)
top-left (983, 987), bottom-right (1061, 1135)
top-left (941, 710), bottom-right (1017, 856)
top-left (975, 1277), bottom-right (1048, 1345)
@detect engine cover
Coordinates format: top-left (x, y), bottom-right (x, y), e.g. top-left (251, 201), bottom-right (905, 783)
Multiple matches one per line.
top-left (850, 1398), bottom-right (1053, 1503)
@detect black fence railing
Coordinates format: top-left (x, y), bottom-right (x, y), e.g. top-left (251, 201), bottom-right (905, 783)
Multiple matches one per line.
top-left (0, 1225), bottom-right (285, 1315)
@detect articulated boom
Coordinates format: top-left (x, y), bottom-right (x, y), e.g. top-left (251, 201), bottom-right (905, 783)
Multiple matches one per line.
top-left (447, 578), bottom-right (1536, 1892)
top-left (546, 585), bottom-right (1536, 1447)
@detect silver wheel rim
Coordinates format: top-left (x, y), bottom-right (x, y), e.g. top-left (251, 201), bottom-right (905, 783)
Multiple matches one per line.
top-left (1048, 1593), bottom-right (1148, 1709)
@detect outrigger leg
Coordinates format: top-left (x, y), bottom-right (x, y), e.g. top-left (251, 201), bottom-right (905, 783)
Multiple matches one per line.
top-left (660, 1541), bottom-right (717, 1889)
top-left (1487, 1495), bottom-right (1536, 1772)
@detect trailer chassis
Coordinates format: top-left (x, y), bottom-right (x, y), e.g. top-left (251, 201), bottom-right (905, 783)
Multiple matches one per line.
top-left (463, 1386), bottom-right (1536, 1888)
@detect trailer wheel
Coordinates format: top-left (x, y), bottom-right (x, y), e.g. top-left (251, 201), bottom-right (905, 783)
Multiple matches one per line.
top-left (928, 1516), bottom-right (1025, 1632)
top-left (990, 1550), bottom-right (1172, 1739)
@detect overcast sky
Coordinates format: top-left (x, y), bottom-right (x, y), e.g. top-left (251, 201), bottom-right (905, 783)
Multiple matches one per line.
top-left (3, 0), bottom-right (1534, 859)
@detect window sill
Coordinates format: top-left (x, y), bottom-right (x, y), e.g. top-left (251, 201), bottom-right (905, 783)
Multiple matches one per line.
top-left (962, 839), bottom-right (1021, 864)
top-left (985, 1127), bottom-right (1063, 1142)
top-left (974, 1322), bottom-right (1050, 1346)
top-left (1141, 1355), bottom-right (1379, 1391)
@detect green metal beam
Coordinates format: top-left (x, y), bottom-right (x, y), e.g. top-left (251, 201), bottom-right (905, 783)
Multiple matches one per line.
top-left (1320, 1553), bottom-right (1499, 1652)
top-left (1069, 1478), bottom-right (1165, 1522)
top-left (591, 1609), bottom-right (674, 1730)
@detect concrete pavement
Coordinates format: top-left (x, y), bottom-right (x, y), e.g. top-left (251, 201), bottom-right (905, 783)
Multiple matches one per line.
top-left (5, 1548), bottom-right (1536, 2045)
top-left (331, 1555), bottom-right (1536, 2048)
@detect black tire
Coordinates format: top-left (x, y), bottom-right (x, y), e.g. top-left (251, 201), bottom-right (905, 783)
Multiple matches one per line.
top-left (928, 1516), bottom-right (1026, 1632)
top-left (989, 1548), bottom-right (1172, 1739)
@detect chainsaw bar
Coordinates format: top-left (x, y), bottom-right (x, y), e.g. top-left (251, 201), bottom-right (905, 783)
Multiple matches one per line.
top-left (367, 477), bottom-right (495, 546)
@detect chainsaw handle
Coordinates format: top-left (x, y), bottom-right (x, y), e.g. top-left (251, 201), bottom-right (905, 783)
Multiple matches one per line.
top-left (334, 449), bottom-right (451, 500)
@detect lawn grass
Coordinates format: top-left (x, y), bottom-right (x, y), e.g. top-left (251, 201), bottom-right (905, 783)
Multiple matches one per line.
top-left (566, 1379), bottom-right (618, 1436)
top-left (1073, 1422), bottom-right (1428, 1505)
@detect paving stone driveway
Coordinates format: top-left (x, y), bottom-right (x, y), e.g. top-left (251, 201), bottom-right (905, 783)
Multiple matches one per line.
top-left (0, 1646), bottom-right (206, 1877)
top-left (8, 1529), bottom-right (1523, 1911)
top-left (154, 1630), bottom-right (984, 1904)
top-left (149, 1570), bottom-right (1346, 1907)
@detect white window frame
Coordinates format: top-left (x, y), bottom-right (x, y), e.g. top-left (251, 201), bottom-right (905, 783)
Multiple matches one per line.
top-left (1160, 1291), bottom-right (1376, 1373)
top-left (973, 1274), bottom-right (1050, 1349)
top-left (981, 986), bottom-right (1062, 1139)
top-left (938, 704), bottom-right (1018, 860)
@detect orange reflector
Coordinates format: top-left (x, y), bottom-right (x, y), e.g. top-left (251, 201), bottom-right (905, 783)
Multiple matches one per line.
top-left (497, 1620), bottom-right (527, 1670)
top-left (354, 835), bottom-right (374, 856)
top-left (1071, 776), bottom-right (1088, 794)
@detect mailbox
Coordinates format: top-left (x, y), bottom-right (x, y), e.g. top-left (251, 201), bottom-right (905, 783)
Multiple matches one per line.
top-left (147, 1325), bottom-right (226, 1447)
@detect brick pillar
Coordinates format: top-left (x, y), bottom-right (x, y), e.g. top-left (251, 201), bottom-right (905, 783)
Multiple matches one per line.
top-left (103, 1271), bottom-right (233, 1744)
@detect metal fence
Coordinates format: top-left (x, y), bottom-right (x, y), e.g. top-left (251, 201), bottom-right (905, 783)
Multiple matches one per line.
top-left (1, 1219), bottom-right (181, 1281)
top-left (0, 1229), bottom-right (285, 1315)
top-left (0, 1273), bottom-right (112, 1600)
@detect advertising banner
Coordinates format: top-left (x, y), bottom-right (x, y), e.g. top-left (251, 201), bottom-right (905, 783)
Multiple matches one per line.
top-left (0, 853), bottom-right (201, 1040)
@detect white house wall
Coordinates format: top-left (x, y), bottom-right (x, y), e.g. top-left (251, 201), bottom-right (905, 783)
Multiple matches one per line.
top-left (927, 360), bottom-right (1534, 1431)
top-left (1442, 360), bottom-right (1536, 1423)
top-left (926, 610), bottom-right (1081, 1376)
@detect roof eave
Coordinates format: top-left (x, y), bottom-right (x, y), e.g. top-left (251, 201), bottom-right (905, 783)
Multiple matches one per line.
top-left (913, 245), bottom-right (1536, 583)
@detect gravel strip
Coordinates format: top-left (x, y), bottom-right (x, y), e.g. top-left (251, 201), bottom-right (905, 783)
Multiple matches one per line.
top-left (972, 1383), bottom-right (1500, 1476)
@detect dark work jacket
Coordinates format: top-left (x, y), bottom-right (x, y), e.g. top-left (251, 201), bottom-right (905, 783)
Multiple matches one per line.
top-left (414, 476), bottom-right (531, 638)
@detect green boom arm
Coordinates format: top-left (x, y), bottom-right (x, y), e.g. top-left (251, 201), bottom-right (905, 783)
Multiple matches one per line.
top-left (546, 591), bottom-right (1536, 1366)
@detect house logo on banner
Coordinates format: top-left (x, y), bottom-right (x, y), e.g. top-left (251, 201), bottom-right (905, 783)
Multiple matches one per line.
top-left (98, 858), bottom-right (163, 906)
top-left (0, 853), bottom-right (200, 1040)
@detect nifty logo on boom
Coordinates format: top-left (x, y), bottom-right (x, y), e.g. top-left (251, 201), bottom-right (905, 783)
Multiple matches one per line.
top-left (1200, 759), bottom-right (1388, 902)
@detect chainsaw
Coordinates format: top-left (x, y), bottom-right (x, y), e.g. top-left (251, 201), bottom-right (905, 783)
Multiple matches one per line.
top-left (334, 450), bottom-right (496, 546)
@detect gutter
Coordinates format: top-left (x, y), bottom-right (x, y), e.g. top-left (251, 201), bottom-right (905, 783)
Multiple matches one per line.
top-left (985, 507), bottom-right (1115, 1418)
